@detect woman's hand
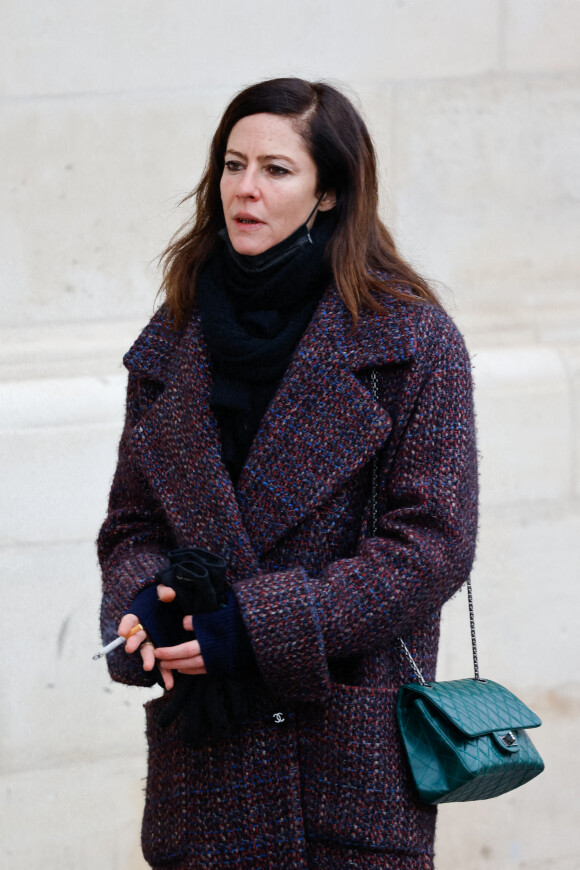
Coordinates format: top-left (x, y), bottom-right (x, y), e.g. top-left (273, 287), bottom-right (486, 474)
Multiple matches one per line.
top-left (117, 584), bottom-right (178, 680)
top-left (153, 638), bottom-right (207, 690)
top-left (118, 584), bottom-right (206, 690)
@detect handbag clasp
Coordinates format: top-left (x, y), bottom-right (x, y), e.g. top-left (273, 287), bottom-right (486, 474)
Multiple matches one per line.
top-left (494, 729), bottom-right (520, 753)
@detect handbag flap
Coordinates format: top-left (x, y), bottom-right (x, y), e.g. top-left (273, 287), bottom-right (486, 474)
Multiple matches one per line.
top-left (399, 678), bottom-right (542, 737)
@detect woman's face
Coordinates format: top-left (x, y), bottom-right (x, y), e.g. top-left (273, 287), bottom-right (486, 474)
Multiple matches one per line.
top-left (220, 113), bottom-right (332, 256)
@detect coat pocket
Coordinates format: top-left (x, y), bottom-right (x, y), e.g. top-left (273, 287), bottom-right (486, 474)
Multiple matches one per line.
top-left (297, 683), bottom-right (436, 854)
top-left (141, 693), bottom-right (309, 868)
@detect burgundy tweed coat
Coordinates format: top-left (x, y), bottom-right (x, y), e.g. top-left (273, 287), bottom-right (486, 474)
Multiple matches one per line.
top-left (98, 283), bottom-right (478, 869)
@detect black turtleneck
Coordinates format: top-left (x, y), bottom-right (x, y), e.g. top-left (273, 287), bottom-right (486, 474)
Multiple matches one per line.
top-left (196, 212), bottom-right (335, 484)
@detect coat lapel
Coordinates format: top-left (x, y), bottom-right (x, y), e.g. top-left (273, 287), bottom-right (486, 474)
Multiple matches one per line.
top-left (125, 310), bottom-right (260, 578)
top-left (124, 289), bottom-right (417, 566)
top-left (236, 288), bottom-right (417, 556)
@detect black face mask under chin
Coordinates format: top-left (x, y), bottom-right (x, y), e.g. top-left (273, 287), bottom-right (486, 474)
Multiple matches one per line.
top-left (218, 195), bottom-right (325, 276)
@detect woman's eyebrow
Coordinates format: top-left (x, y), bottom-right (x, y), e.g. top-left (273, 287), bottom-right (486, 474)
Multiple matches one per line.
top-left (225, 148), bottom-right (297, 166)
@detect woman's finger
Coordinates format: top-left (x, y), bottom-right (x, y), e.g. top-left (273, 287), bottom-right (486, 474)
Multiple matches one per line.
top-left (154, 640), bottom-right (202, 660)
top-left (118, 613), bottom-right (139, 637)
top-left (124, 626), bottom-right (148, 654)
top-left (159, 661), bottom-right (174, 691)
top-left (140, 641), bottom-right (156, 671)
top-left (183, 615), bottom-right (193, 632)
top-left (157, 583), bottom-right (176, 603)
top-left (158, 655), bottom-right (205, 671)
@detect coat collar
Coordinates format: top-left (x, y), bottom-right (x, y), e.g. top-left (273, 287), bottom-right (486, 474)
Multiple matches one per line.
top-left (125, 289), bottom-right (418, 562)
top-left (124, 288), bottom-right (417, 381)
top-left (123, 306), bottom-right (184, 381)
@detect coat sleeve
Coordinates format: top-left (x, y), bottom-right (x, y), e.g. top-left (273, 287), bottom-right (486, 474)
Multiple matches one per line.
top-left (233, 316), bottom-right (478, 705)
top-left (97, 371), bottom-right (172, 686)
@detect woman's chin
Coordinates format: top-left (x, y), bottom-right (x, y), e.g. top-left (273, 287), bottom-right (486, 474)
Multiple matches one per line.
top-left (228, 229), bottom-right (274, 257)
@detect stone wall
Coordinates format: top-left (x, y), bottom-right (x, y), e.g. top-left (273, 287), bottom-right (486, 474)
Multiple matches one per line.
top-left (1, 2), bottom-right (579, 867)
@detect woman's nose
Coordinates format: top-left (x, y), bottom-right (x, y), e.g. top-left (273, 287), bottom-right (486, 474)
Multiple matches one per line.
top-left (236, 168), bottom-right (260, 199)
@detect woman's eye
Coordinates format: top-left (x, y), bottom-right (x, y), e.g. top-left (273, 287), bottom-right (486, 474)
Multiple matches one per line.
top-left (267, 165), bottom-right (289, 177)
top-left (224, 160), bottom-right (243, 172)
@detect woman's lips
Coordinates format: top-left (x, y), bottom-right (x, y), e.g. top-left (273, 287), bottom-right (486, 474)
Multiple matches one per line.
top-left (234, 214), bottom-right (264, 225)
top-left (233, 216), bottom-right (265, 230)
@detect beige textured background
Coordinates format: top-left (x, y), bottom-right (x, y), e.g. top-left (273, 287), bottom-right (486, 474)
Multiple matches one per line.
top-left (1, 2), bottom-right (579, 868)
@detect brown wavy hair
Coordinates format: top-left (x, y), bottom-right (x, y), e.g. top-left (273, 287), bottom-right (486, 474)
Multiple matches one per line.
top-left (160, 78), bottom-right (440, 327)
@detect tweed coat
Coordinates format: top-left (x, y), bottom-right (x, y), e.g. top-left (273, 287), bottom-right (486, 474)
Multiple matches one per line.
top-left (98, 282), bottom-right (478, 869)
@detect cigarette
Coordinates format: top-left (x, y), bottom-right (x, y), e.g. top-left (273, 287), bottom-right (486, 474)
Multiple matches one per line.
top-left (92, 623), bottom-right (144, 660)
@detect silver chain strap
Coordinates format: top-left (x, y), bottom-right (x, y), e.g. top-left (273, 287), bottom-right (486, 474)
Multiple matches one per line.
top-left (370, 369), bottom-right (481, 684)
top-left (466, 575), bottom-right (480, 681)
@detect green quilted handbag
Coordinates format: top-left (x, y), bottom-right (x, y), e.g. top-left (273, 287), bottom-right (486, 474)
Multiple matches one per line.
top-left (396, 676), bottom-right (544, 803)
top-left (368, 371), bottom-right (545, 805)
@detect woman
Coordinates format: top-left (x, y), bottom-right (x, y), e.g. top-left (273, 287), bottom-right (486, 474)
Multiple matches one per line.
top-left (98, 78), bottom-right (478, 869)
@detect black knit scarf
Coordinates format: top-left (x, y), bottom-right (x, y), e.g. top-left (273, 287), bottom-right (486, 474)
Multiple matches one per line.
top-left (196, 212), bottom-right (335, 482)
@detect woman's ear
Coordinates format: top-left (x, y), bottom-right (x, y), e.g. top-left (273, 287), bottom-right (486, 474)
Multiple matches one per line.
top-left (317, 189), bottom-right (337, 212)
